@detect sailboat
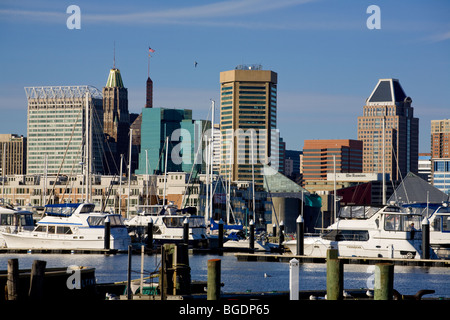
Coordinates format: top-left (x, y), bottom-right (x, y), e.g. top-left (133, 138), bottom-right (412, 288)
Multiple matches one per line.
top-left (124, 137), bottom-right (208, 247)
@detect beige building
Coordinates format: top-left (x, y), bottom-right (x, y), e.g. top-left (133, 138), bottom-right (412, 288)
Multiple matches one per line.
top-left (0, 134), bottom-right (26, 176)
top-left (357, 78), bottom-right (419, 181)
top-left (219, 65), bottom-right (278, 188)
top-left (0, 172), bottom-right (202, 218)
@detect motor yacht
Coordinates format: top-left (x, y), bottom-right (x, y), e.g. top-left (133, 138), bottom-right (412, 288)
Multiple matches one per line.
top-left (125, 203), bottom-right (208, 247)
top-left (283, 204), bottom-right (423, 259)
top-left (1, 203), bottom-right (131, 251)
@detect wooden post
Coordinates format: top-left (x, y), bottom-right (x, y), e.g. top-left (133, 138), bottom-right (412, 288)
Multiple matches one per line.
top-left (374, 263), bottom-right (394, 300)
top-left (296, 215), bottom-right (304, 256)
top-left (175, 243), bottom-right (191, 295)
top-left (326, 249), bottom-right (343, 300)
top-left (159, 244), bottom-right (175, 299)
top-left (7, 259), bottom-right (19, 300)
top-left (183, 218), bottom-right (189, 245)
top-left (127, 245), bottom-right (132, 300)
top-left (147, 218), bottom-right (153, 250)
top-left (278, 221), bottom-right (284, 249)
top-left (422, 217), bottom-right (430, 259)
top-left (207, 259), bottom-right (221, 300)
top-left (29, 260), bottom-right (46, 300)
top-left (218, 219), bottom-right (224, 250)
top-left (249, 219), bottom-right (255, 250)
top-left (104, 216), bottom-right (111, 250)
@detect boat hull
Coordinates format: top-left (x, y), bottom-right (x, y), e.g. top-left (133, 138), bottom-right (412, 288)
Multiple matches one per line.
top-left (1, 231), bottom-right (130, 251)
top-left (284, 236), bottom-right (421, 259)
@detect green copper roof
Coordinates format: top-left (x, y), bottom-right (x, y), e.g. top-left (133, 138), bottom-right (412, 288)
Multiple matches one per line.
top-left (105, 68), bottom-right (124, 88)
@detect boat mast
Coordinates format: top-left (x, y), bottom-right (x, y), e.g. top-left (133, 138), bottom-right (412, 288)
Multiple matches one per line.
top-left (382, 117), bottom-right (386, 205)
top-left (127, 128), bottom-right (133, 219)
top-left (163, 136), bottom-right (169, 206)
top-left (251, 130), bottom-right (256, 226)
top-left (209, 100), bottom-right (215, 221)
top-left (84, 92), bottom-right (91, 203)
top-left (119, 154), bottom-right (123, 215)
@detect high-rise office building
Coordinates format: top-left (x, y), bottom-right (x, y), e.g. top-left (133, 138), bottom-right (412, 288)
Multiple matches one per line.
top-left (357, 78), bottom-right (419, 180)
top-left (219, 65), bottom-right (278, 188)
top-left (136, 108), bottom-right (210, 175)
top-left (431, 119), bottom-right (450, 158)
top-left (302, 139), bottom-right (363, 180)
top-left (25, 86), bottom-right (104, 175)
top-left (0, 134), bottom-right (27, 175)
top-left (103, 67), bottom-right (130, 174)
top-left (430, 119), bottom-right (450, 193)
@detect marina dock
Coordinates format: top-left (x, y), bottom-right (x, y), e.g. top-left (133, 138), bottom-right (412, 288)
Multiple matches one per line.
top-left (235, 252), bottom-right (450, 267)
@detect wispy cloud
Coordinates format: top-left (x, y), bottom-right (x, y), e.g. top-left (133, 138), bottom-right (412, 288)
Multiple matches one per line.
top-left (0, 0), bottom-right (317, 29)
top-left (427, 30), bottom-right (450, 43)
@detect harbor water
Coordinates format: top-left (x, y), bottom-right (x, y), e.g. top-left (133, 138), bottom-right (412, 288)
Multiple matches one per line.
top-left (1, 252), bottom-right (450, 299)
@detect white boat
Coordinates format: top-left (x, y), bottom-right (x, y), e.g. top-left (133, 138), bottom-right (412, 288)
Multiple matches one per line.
top-left (0, 204), bottom-right (35, 247)
top-left (125, 204), bottom-right (208, 247)
top-left (428, 203), bottom-right (450, 259)
top-left (1, 203), bottom-right (131, 251)
top-left (283, 204), bottom-right (423, 259)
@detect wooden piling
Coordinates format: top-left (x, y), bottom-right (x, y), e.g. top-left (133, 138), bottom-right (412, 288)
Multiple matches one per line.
top-left (422, 217), bottom-right (430, 259)
top-left (29, 260), bottom-right (46, 300)
top-left (218, 219), bottom-right (224, 250)
top-left (183, 218), bottom-right (189, 245)
top-left (249, 219), bottom-right (255, 250)
top-left (374, 263), bottom-right (394, 300)
top-left (104, 217), bottom-right (111, 250)
top-left (127, 245), bottom-right (132, 300)
top-left (296, 215), bottom-right (304, 256)
top-left (147, 219), bottom-right (153, 250)
top-left (278, 221), bottom-right (285, 249)
top-left (175, 243), bottom-right (191, 295)
top-left (7, 259), bottom-right (19, 300)
top-left (207, 259), bottom-right (221, 300)
top-left (326, 249), bottom-right (343, 300)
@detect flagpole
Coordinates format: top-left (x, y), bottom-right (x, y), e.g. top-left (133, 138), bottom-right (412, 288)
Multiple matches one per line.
top-left (148, 53), bottom-right (150, 78)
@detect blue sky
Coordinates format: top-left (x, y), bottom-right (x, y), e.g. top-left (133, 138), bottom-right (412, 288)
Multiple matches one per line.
top-left (0, 0), bottom-right (449, 153)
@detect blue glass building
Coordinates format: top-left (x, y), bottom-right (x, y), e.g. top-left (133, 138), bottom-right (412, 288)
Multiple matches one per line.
top-left (136, 107), bottom-right (210, 175)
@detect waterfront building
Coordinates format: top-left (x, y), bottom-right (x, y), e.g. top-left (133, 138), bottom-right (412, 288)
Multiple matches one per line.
top-left (0, 134), bottom-right (27, 176)
top-left (284, 149), bottom-right (302, 180)
top-left (432, 158), bottom-right (450, 195)
top-left (431, 119), bottom-right (450, 159)
top-left (302, 139), bottom-right (363, 180)
top-left (136, 108), bottom-right (210, 176)
top-left (219, 65), bottom-right (278, 188)
top-left (357, 78), bottom-right (419, 181)
top-left (102, 67), bottom-right (130, 174)
top-left (418, 153), bottom-right (432, 182)
top-left (25, 86), bottom-right (104, 176)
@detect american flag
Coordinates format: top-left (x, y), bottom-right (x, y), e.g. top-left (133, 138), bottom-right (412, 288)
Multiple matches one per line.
top-left (149, 47), bottom-right (155, 53)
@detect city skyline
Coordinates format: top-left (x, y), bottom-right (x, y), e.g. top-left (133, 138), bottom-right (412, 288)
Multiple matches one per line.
top-left (0, 0), bottom-right (449, 153)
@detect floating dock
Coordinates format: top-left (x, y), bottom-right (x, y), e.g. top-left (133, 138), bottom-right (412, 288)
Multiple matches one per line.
top-left (0, 248), bottom-right (119, 254)
top-left (235, 252), bottom-right (450, 267)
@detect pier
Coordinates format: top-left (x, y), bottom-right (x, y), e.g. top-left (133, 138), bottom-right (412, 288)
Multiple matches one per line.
top-left (235, 252), bottom-right (450, 267)
top-left (0, 248), bottom-right (119, 255)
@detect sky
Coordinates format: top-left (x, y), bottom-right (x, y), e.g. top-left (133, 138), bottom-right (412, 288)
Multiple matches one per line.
top-left (0, 0), bottom-right (449, 153)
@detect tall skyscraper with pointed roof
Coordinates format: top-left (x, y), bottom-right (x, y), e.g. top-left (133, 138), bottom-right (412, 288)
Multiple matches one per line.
top-left (103, 67), bottom-right (130, 174)
top-left (357, 78), bottom-right (419, 181)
